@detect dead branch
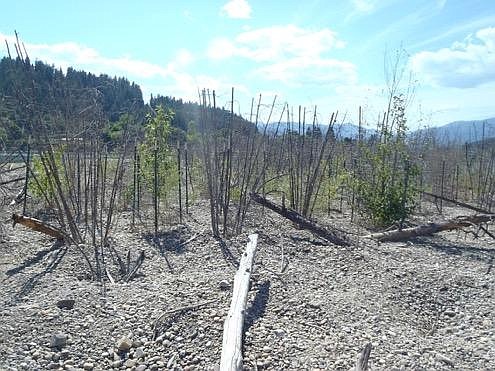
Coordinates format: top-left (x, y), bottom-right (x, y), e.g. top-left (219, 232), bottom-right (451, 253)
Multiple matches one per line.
top-left (355, 342), bottom-right (372, 371)
top-left (12, 213), bottom-right (66, 241)
top-left (365, 214), bottom-right (495, 242)
top-left (250, 193), bottom-right (350, 246)
top-left (0, 176), bottom-right (24, 186)
top-left (152, 299), bottom-right (217, 339)
top-left (9, 187), bottom-right (25, 206)
top-left (105, 267), bottom-right (115, 284)
top-left (423, 191), bottom-right (490, 214)
top-left (123, 250), bottom-right (145, 283)
top-left (179, 229), bottom-right (205, 247)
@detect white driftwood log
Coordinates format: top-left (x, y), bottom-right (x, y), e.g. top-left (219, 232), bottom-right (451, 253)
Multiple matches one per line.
top-left (219, 233), bottom-right (258, 371)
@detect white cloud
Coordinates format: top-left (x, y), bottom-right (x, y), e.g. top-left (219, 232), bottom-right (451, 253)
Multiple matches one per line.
top-left (255, 57), bottom-right (357, 87)
top-left (0, 32), bottom-right (236, 104)
top-left (207, 25), bottom-right (352, 86)
top-left (208, 25), bottom-right (344, 61)
top-left (351, 0), bottom-right (374, 13)
top-left (207, 38), bottom-right (237, 60)
top-left (220, 0), bottom-right (251, 19)
top-left (411, 27), bottom-right (495, 88)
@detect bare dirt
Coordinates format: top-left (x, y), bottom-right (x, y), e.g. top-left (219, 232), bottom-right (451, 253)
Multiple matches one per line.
top-left (0, 188), bottom-right (494, 370)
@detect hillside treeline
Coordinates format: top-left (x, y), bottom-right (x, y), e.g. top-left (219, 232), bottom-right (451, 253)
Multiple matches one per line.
top-left (0, 56), bottom-right (239, 146)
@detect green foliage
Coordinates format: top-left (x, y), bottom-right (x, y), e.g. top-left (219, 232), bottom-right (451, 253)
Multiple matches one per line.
top-left (352, 95), bottom-right (420, 227)
top-left (139, 106), bottom-right (177, 200)
top-left (102, 114), bottom-right (141, 144)
top-left (29, 146), bottom-right (66, 201)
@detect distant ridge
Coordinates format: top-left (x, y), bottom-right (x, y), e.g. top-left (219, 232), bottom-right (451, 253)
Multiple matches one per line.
top-left (263, 122), bottom-right (376, 139)
top-left (264, 117), bottom-right (495, 145)
top-left (412, 118), bottom-right (495, 144)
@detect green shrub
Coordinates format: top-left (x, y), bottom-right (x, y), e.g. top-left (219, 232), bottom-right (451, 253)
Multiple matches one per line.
top-left (352, 95), bottom-right (420, 227)
top-left (138, 106), bottom-right (177, 201)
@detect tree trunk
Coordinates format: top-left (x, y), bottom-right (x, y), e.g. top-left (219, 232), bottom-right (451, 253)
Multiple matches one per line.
top-left (220, 234), bottom-right (258, 371)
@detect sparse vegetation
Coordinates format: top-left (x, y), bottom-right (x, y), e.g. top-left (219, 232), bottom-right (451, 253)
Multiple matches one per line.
top-left (1, 35), bottom-right (494, 371)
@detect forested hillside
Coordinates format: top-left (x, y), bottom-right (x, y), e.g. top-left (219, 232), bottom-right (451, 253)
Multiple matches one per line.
top-left (0, 56), bottom-right (144, 144)
top-left (0, 56), bottom-right (251, 147)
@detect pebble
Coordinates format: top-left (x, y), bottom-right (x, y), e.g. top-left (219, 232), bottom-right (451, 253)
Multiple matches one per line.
top-left (50, 333), bottom-right (68, 348)
top-left (2, 205), bottom-right (495, 371)
top-left (56, 299), bottom-right (75, 310)
top-left (134, 348), bottom-right (145, 358)
top-left (124, 358), bottom-right (136, 368)
top-left (109, 359), bottom-right (120, 368)
top-left (219, 280), bottom-right (230, 290)
top-left (436, 353), bottom-right (455, 366)
top-left (116, 336), bottom-right (133, 352)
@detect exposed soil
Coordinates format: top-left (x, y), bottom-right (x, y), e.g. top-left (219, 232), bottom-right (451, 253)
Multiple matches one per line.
top-left (0, 186), bottom-right (494, 370)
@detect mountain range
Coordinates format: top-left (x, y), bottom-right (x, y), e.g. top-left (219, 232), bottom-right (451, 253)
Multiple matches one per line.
top-left (264, 118), bottom-right (495, 145)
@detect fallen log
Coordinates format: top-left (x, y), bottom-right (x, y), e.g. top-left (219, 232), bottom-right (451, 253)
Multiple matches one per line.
top-left (423, 191), bottom-right (491, 214)
top-left (12, 213), bottom-right (66, 240)
top-left (220, 234), bottom-right (258, 371)
top-left (250, 193), bottom-right (350, 246)
top-left (365, 214), bottom-right (495, 242)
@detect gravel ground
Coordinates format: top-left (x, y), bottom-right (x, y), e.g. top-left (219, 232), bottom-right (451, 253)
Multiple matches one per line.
top-left (0, 196), bottom-right (494, 370)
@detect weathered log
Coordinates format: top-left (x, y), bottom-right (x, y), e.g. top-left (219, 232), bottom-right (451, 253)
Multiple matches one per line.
top-left (220, 234), bottom-right (258, 371)
top-left (355, 342), bottom-right (372, 371)
top-left (365, 214), bottom-right (495, 242)
top-left (423, 191), bottom-right (490, 214)
top-left (250, 193), bottom-right (350, 246)
top-left (12, 213), bottom-right (65, 240)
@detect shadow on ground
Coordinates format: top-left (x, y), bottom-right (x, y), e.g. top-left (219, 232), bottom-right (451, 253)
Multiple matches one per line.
top-left (215, 236), bottom-right (239, 268)
top-left (244, 280), bottom-right (271, 333)
top-left (11, 243), bottom-right (67, 303)
top-left (5, 240), bottom-right (65, 277)
top-left (143, 228), bottom-right (188, 255)
top-left (413, 235), bottom-right (495, 267)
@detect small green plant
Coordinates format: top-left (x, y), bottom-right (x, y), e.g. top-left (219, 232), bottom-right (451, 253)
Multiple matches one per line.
top-left (139, 106), bottom-right (177, 201)
top-left (352, 94), bottom-right (420, 227)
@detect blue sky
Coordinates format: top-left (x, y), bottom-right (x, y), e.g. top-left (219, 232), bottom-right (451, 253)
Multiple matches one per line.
top-left (1, 0), bottom-right (495, 128)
